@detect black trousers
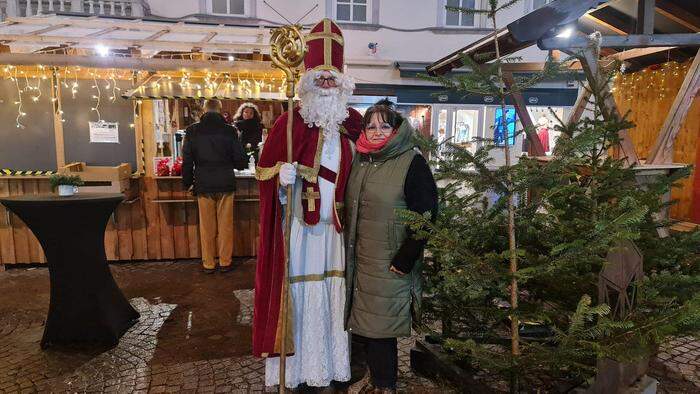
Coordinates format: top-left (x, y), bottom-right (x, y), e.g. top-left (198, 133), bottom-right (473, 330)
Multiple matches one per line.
top-left (353, 334), bottom-right (398, 389)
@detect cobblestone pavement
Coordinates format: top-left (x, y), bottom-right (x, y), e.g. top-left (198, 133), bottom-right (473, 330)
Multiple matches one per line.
top-left (651, 336), bottom-right (700, 393)
top-left (0, 261), bottom-right (447, 393)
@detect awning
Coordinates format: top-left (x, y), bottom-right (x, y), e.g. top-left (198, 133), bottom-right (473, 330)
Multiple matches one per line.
top-left (353, 83), bottom-right (578, 106)
top-left (397, 61), bottom-right (583, 80)
top-left (122, 74), bottom-right (290, 101)
top-left (427, 0), bottom-right (700, 76)
top-left (396, 86), bottom-right (579, 106)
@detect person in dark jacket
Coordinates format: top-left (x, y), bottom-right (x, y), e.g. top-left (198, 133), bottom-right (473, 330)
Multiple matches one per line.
top-left (233, 102), bottom-right (263, 158)
top-left (345, 101), bottom-right (438, 393)
top-left (182, 99), bottom-right (247, 273)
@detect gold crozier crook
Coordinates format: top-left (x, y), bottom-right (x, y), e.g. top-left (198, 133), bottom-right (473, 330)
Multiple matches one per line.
top-left (269, 24), bottom-right (306, 393)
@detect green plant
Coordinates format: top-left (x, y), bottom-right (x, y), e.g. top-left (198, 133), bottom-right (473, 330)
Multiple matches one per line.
top-left (405, 1), bottom-right (700, 391)
top-left (49, 174), bottom-right (84, 191)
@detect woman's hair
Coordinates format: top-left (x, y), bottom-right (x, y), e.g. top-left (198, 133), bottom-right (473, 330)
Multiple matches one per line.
top-left (233, 102), bottom-right (262, 122)
top-left (362, 98), bottom-right (403, 129)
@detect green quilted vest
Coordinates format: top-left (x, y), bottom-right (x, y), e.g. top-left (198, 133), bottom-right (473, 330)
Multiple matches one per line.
top-left (344, 121), bottom-right (423, 338)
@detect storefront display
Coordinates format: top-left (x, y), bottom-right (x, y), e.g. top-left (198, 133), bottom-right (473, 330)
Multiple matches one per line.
top-left (527, 107), bottom-right (565, 155)
top-left (494, 107), bottom-right (517, 146)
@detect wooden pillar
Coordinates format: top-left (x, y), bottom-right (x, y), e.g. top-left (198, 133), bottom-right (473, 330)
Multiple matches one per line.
top-left (647, 51), bottom-right (700, 164)
top-left (503, 72), bottom-right (545, 156)
top-left (691, 131), bottom-right (700, 224)
top-left (141, 100), bottom-right (157, 177)
top-left (577, 46), bottom-right (640, 166)
top-left (567, 83), bottom-right (592, 126)
top-left (636, 0), bottom-right (655, 35)
top-left (132, 71), bottom-right (146, 175)
top-left (50, 67), bottom-right (65, 169)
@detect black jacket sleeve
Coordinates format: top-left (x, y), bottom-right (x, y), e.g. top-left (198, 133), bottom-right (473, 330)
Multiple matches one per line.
top-left (182, 127), bottom-right (195, 189)
top-left (391, 154), bottom-right (438, 274)
top-left (230, 127), bottom-right (249, 170)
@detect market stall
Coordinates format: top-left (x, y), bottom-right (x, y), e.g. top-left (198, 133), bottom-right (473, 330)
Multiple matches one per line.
top-left (0, 14), bottom-right (287, 265)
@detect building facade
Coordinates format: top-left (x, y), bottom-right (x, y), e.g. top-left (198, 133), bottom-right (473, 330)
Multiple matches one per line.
top-left (2, 0), bottom-right (573, 157)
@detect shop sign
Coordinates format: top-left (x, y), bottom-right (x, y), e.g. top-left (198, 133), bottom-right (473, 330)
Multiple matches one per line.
top-left (89, 121), bottom-right (120, 144)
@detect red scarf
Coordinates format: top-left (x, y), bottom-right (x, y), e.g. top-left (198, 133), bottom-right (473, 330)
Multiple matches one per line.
top-left (356, 131), bottom-right (396, 154)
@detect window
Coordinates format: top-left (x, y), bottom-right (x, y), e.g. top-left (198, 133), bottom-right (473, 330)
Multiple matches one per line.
top-left (531, 0), bottom-right (553, 11)
top-left (211, 0), bottom-right (245, 16)
top-left (494, 108), bottom-right (517, 146)
top-left (336, 0), bottom-right (368, 23)
top-left (445, 0), bottom-right (476, 27)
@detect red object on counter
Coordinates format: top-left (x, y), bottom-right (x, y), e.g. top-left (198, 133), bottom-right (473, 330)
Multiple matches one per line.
top-left (156, 158), bottom-right (171, 177)
top-left (170, 157), bottom-right (183, 176)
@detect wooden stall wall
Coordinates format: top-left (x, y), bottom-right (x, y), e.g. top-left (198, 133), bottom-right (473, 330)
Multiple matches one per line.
top-left (613, 60), bottom-right (700, 222)
top-left (0, 178), bottom-right (50, 264)
top-left (0, 176), bottom-right (259, 265)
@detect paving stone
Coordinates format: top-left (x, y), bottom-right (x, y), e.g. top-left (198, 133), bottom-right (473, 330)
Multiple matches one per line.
top-left (0, 261), bottom-right (453, 393)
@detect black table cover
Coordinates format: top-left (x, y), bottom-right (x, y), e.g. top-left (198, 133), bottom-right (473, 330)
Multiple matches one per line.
top-left (0, 193), bottom-right (140, 348)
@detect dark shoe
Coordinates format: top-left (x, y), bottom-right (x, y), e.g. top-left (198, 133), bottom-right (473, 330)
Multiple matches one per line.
top-left (219, 264), bottom-right (233, 273)
top-left (201, 266), bottom-right (217, 274)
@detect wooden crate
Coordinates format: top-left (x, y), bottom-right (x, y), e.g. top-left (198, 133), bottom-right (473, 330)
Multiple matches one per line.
top-left (60, 162), bottom-right (132, 194)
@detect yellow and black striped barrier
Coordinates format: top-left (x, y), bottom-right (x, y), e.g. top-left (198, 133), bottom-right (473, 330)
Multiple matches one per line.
top-left (0, 169), bottom-right (57, 176)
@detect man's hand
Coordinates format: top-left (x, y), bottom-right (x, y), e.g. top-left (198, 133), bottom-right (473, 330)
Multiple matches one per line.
top-left (279, 162), bottom-right (298, 186)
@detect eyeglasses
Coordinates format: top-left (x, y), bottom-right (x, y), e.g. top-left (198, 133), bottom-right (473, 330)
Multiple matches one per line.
top-left (365, 123), bottom-right (394, 136)
top-left (314, 76), bottom-right (337, 86)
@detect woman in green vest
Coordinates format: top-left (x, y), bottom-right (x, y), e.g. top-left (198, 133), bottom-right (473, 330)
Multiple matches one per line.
top-left (345, 100), bottom-right (438, 393)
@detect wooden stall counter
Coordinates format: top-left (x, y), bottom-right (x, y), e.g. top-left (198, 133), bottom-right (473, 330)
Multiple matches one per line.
top-left (147, 175), bottom-right (259, 261)
top-left (0, 175), bottom-right (260, 265)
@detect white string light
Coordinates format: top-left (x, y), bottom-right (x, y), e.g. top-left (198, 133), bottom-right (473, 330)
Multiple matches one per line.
top-left (11, 68), bottom-right (25, 129)
top-left (91, 71), bottom-right (102, 121)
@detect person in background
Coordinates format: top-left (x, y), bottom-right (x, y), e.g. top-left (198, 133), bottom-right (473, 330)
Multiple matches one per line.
top-left (345, 100), bottom-right (438, 394)
top-left (233, 102), bottom-right (264, 158)
top-left (182, 99), bottom-right (248, 274)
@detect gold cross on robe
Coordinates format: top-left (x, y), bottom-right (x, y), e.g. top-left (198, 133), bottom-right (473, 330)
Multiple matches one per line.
top-left (302, 187), bottom-right (321, 212)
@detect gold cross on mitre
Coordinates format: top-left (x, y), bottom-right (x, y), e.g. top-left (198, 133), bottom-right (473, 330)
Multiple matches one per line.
top-left (302, 187), bottom-right (321, 212)
top-left (305, 18), bottom-right (344, 72)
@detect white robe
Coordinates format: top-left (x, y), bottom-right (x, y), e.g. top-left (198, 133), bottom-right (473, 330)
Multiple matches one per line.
top-left (265, 132), bottom-right (351, 388)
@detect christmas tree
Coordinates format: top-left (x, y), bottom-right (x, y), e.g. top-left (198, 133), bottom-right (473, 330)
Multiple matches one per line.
top-left (408, 0), bottom-right (700, 391)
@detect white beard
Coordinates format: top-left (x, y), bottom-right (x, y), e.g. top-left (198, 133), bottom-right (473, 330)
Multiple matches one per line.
top-left (298, 70), bottom-right (355, 148)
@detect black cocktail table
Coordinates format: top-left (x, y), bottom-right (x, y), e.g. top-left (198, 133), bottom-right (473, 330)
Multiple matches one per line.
top-left (0, 193), bottom-right (140, 349)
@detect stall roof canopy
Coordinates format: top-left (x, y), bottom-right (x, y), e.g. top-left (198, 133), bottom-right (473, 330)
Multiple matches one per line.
top-left (124, 74), bottom-right (289, 101)
top-left (0, 14), bottom-right (270, 53)
top-left (427, 0), bottom-right (700, 76)
top-left (0, 13), bottom-right (285, 75)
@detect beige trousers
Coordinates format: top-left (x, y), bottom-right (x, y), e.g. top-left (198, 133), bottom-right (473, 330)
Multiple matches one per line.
top-left (197, 192), bottom-right (234, 269)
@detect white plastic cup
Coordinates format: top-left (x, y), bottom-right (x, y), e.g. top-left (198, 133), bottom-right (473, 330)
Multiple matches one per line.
top-left (58, 185), bottom-right (79, 197)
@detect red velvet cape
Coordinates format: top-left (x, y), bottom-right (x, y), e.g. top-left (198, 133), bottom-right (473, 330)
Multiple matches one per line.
top-left (252, 107), bottom-right (361, 357)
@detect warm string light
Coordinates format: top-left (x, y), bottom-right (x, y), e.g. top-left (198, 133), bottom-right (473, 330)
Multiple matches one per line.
top-left (11, 68), bottom-right (25, 129)
top-left (0, 65), bottom-right (286, 130)
top-left (91, 72), bottom-right (102, 121)
top-left (71, 68), bottom-right (79, 99)
top-left (614, 61), bottom-right (691, 103)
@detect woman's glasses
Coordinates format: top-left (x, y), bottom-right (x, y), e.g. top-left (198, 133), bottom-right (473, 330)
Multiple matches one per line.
top-left (365, 123), bottom-right (394, 136)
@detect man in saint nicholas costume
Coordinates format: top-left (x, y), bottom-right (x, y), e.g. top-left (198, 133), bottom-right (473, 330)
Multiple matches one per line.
top-left (253, 18), bottom-right (363, 389)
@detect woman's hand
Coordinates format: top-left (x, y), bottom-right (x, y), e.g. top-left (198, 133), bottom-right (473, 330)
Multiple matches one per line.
top-left (389, 265), bottom-right (406, 276)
